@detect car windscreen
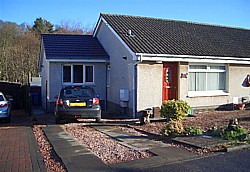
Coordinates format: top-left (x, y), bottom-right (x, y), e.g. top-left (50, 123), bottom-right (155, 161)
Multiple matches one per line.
top-left (0, 95), bottom-right (4, 101)
top-left (62, 88), bottom-right (93, 98)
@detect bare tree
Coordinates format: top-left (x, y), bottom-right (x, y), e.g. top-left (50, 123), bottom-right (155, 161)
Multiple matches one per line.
top-left (0, 18), bottom-right (94, 84)
top-left (54, 20), bottom-right (94, 34)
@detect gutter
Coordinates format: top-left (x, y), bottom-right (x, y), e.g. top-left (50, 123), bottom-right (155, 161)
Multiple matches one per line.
top-left (132, 55), bottom-right (142, 118)
top-left (135, 53), bottom-right (250, 64)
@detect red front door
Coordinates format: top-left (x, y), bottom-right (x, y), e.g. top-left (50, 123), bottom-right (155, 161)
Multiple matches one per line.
top-left (162, 62), bottom-right (178, 102)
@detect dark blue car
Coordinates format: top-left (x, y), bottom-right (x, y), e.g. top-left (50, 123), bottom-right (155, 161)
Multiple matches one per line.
top-left (54, 86), bottom-right (101, 124)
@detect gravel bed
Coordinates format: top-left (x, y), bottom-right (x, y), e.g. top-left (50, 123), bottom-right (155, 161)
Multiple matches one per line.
top-left (29, 109), bottom-right (250, 169)
top-left (62, 124), bottom-right (154, 164)
top-left (33, 125), bottom-right (67, 172)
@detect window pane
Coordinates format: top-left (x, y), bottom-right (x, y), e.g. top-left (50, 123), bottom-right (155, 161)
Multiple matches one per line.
top-left (73, 65), bottom-right (83, 83)
top-left (189, 72), bottom-right (206, 91)
top-left (63, 66), bottom-right (71, 82)
top-left (189, 65), bottom-right (207, 69)
top-left (207, 72), bottom-right (226, 90)
top-left (189, 73), bottom-right (196, 91)
top-left (63, 88), bottom-right (92, 98)
top-left (210, 66), bottom-right (225, 70)
top-left (85, 66), bottom-right (93, 82)
top-left (195, 72), bottom-right (206, 91)
top-left (0, 95), bottom-right (4, 101)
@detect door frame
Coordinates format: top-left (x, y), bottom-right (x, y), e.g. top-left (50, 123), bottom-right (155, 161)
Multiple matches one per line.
top-left (162, 62), bottom-right (179, 102)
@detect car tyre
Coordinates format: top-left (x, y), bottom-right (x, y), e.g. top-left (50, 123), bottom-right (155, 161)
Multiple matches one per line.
top-left (96, 117), bottom-right (101, 123)
top-left (6, 117), bottom-right (11, 123)
top-left (55, 116), bottom-right (62, 124)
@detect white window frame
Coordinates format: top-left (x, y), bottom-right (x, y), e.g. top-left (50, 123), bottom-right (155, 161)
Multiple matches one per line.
top-left (62, 64), bottom-right (95, 85)
top-left (188, 63), bottom-right (229, 97)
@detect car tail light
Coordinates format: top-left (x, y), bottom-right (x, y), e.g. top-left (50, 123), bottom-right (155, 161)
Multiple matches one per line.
top-left (56, 99), bottom-right (63, 106)
top-left (75, 115), bottom-right (81, 119)
top-left (0, 103), bottom-right (7, 108)
top-left (93, 98), bottom-right (99, 105)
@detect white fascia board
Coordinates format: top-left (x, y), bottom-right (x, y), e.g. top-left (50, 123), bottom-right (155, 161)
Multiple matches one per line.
top-left (38, 41), bottom-right (45, 74)
top-left (93, 15), bottom-right (102, 36)
top-left (47, 59), bottom-right (109, 63)
top-left (136, 53), bottom-right (250, 64)
top-left (94, 16), bottom-right (138, 61)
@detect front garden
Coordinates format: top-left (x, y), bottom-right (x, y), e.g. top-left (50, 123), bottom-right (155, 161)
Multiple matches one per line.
top-left (29, 100), bottom-right (250, 169)
top-left (131, 100), bottom-right (250, 150)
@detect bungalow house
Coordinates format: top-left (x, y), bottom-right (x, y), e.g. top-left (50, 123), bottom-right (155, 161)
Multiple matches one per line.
top-left (39, 14), bottom-right (250, 118)
top-left (39, 34), bottom-right (109, 112)
top-left (94, 14), bottom-right (250, 118)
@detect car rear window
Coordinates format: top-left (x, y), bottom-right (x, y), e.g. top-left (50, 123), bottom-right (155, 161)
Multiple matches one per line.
top-left (0, 95), bottom-right (4, 101)
top-left (62, 88), bottom-right (93, 98)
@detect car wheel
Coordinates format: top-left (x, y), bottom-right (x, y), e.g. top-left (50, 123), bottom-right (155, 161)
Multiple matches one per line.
top-left (96, 117), bottom-right (101, 123)
top-left (6, 117), bottom-right (11, 123)
top-left (55, 116), bottom-right (62, 124)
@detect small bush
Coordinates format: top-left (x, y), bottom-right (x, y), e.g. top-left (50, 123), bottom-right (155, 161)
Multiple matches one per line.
top-left (161, 120), bottom-right (184, 137)
top-left (207, 126), bottom-right (249, 142)
top-left (161, 100), bottom-right (190, 121)
top-left (222, 126), bottom-right (249, 142)
top-left (184, 126), bottom-right (203, 136)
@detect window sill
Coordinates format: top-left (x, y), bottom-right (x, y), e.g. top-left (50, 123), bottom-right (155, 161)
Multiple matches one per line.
top-left (187, 91), bottom-right (229, 98)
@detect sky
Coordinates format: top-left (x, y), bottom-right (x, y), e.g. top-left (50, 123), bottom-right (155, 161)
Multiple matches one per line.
top-left (0, 0), bottom-right (250, 29)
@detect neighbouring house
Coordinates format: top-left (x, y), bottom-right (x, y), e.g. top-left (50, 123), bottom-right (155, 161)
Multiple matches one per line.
top-left (94, 14), bottom-right (250, 117)
top-left (39, 34), bottom-right (109, 112)
top-left (39, 14), bottom-right (250, 118)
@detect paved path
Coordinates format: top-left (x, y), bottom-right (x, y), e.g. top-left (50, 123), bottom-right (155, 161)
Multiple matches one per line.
top-left (43, 125), bottom-right (111, 172)
top-left (0, 127), bottom-right (46, 172)
top-left (93, 126), bottom-right (199, 171)
top-left (43, 125), bottom-right (199, 171)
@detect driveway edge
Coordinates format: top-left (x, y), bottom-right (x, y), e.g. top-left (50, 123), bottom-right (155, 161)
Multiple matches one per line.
top-left (27, 127), bottom-right (47, 172)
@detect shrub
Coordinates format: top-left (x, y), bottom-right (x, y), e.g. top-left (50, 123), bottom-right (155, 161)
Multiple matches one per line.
top-left (161, 120), bottom-right (184, 137)
top-left (207, 126), bottom-right (249, 142)
top-left (184, 126), bottom-right (203, 136)
top-left (161, 100), bottom-right (190, 121)
top-left (222, 126), bottom-right (249, 142)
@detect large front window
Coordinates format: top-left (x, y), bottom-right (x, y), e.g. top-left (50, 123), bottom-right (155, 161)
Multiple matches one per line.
top-left (62, 64), bottom-right (94, 84)
top-left (188, 64), bottom-right (227, 96)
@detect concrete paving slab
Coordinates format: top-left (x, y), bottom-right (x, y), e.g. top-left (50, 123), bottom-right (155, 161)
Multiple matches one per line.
top-left (149, 147), bottom-right (198, 160)
top-left (110, 156), bottom-right (168, 170)
top-left (173, 135), bottom-right (229, 148)
top-left (93, 126), bottom-right (168, 151)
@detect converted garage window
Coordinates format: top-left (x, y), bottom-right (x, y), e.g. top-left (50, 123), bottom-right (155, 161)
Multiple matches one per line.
top-left (62, 65), bottom-right (94, 84)
top-left (85, 66), bottom-right (93, 82)
top-left (63, 66), bottom-right (71, 82)
top-left (73, 65), bottom-right (83, 83)
top-left (188, 64), bottom-right (226, 92)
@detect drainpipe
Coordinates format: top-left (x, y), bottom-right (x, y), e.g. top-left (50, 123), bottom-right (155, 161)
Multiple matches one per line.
top-left (132, 55), bottom-right (142, 118)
